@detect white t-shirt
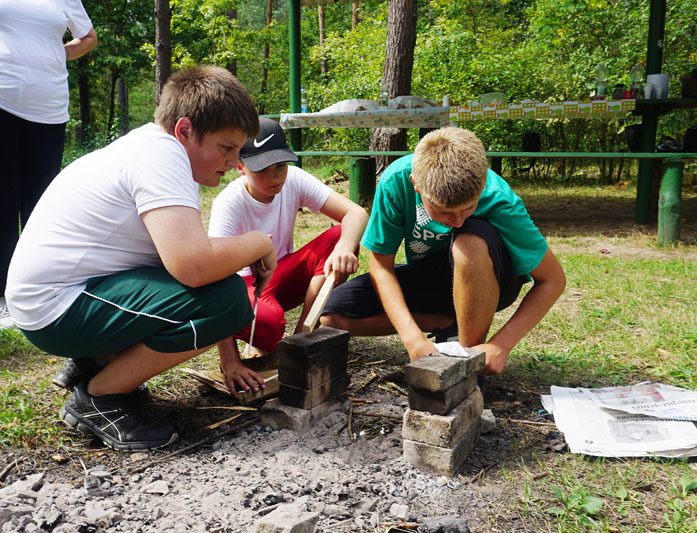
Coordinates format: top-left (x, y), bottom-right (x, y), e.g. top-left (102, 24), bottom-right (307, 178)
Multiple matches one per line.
top-left (0, 0), bottom-right (93, 123)
top-left (5, 123), bottom-right (200, 330)
top-left (208, 166), bottom-right (332, 277)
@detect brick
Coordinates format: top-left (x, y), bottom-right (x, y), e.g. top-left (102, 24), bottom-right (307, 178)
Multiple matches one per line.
top-left (402, 389), bottom-right (483, 447)
top-left (402, 419), bottom-right (481, 476)
top-left (408, 374), bottom-right (478, 415)
top-left (278, 356), bottom-right (348, 389)
top-left (278, 349), bottom-right (347, 373)
top-left (404, 350), bottom-right (485, 392)
top-left (260, 397), bottom-right (346, 432)
top-left (279, 373), bottom-right (350, 409)
top-left (278, 327), bottom-right (350, 356)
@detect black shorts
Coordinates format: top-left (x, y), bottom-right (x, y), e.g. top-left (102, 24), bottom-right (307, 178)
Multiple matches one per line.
top-left (323, 218), bottom-right (527, 319)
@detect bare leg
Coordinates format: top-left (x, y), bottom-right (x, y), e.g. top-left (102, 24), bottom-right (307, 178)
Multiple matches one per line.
top-left (88, 342), bottom-right (212, 396)
top-left (451, 232), bottom-right (499, 346)
top-left (294, 273), bottom-right (326, 334)
top-left (320, 312), bottom-right (454, 336)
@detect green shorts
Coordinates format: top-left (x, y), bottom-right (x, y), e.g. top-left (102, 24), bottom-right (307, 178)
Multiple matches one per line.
top-left (22, 266), bottom-right (253, 358)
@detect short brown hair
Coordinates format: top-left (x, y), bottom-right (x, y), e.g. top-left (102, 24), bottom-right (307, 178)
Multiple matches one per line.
top-left (412, 128), bottom-right (488, 208)
top-left (155, 65), bottom-right (259, 139)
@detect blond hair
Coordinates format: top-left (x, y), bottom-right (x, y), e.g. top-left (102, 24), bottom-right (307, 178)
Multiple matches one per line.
top-left (412, 128), bottom-right (488, 208)
top-left (155, 65), bottom-right (259, 138)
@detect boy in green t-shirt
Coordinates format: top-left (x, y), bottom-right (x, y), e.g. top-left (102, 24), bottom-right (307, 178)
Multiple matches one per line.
top-left (321, 127), bottom-right (566, 375)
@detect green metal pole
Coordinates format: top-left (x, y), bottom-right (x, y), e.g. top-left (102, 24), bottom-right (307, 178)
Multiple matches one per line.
top-left (657, 160), bottom-right (683, 244)
top-left (349, 156), bottom-right (376, 207)
top-left (636, 0), bottom-right (666, 223)
top-left (288, 0), bottom-right (302, 162)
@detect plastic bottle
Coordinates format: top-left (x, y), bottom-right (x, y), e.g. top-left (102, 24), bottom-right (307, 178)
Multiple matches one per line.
top-left (595, 64), bottom-right (609, 98)
top-left (300, 86), bottom-right (308, 113)
top-left (629, 64), bottom-right (643, 99)
top-left (378, 78), bottom-right (389, 108)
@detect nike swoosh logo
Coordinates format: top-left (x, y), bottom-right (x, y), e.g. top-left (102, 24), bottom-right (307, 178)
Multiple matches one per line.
top-left (253, 134), bottom-right (274, 148)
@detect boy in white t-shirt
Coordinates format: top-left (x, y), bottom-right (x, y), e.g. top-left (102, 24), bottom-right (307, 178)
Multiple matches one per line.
top-left (5, 66), bottom-right (276, 451)
top-left (208, 118), bottom-right (368, 370)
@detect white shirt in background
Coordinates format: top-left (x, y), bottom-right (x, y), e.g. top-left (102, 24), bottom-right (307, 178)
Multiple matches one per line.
top-left (0, 0), bottom-right (93, 123)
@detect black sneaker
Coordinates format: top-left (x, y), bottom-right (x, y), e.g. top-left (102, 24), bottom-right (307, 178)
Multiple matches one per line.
top-left (52, 358), bottom-right (149, 398)
top-left (429, 322), bottom-right (459, 344)
top-left (60, 382), bottom-right (177, 451)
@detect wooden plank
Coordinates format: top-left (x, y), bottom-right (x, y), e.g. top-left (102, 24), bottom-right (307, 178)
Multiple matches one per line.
top-left (180, 367), bottom-right (278, 405)
top-left (301, 271), bottom-right (336, 334)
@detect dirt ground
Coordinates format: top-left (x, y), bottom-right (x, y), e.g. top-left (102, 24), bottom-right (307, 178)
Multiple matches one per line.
top-left (0, 185), bottom-right (695, 532)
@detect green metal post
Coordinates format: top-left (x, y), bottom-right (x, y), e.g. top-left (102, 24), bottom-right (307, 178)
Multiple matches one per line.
top-left (349, 157), bottom-right (376, 207)
top-left (657, 160), bottom-right (683, 244)
top-left (288, 0), bottom-right (302, 163)
top-left (636, 0), bottom-right (666, 223)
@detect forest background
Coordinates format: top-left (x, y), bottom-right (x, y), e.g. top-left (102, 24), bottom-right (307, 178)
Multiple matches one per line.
top-left (66, 0), bottom-right (696, 184)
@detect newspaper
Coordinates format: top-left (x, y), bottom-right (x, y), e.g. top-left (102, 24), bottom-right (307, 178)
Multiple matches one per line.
top-left (544, 385), bottom-right (697, 458)
top-left (577, 381), bottom-right (697, 421)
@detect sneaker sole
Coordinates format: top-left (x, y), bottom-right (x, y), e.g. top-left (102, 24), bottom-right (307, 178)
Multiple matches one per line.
top-left (60, 405), bottom-right (178, 451)
top-left (52, 375), bottom-right (77, 391)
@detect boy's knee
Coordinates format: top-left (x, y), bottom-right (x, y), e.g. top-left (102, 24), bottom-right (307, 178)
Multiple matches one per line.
top-left (452, 233), bottom-right (492, 270)
top-left (320, 313), bottom-right (348, 331)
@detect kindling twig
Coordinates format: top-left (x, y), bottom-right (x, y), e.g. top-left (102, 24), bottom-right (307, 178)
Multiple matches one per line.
top-left (128, 417), bottom-right (259, 475)
top-left (468, 461), bottom-right (499, 484)
top-left (347, 403), bottom-right (355, 443)
top-left (506, 418), bottom-right (556, 427)
top-left (0, 456), bottom-right (24, 483)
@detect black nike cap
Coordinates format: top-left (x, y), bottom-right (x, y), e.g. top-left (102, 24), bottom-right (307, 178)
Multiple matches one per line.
top-left (239, 117), bottom-right (298, 172)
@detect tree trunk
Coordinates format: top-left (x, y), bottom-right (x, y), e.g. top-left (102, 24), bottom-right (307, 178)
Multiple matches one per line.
top-left (77, 56), bottom-right (91, 146)
top-left (118, 76), bottom-right (129, 136)
top-left (369, 0), bottom-right (417, 174)
top-left (352, 2), bottom-right (359, 29)
top-left (226, 8), bottom-right (238, 76)
top-left (154, 0), bottom-right (172, 105)
top-left (107, 68), bottom-right (118, 140)
top-left (318, 6), bottom-right (328, 78)
top-left (259, 0), bottom-right (274, 115)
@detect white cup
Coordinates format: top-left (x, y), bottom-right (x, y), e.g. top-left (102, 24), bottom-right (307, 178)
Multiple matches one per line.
top-left (644, 83), bottom-right (654, 99)
top-left (645, 74), bottom-right (669, 99)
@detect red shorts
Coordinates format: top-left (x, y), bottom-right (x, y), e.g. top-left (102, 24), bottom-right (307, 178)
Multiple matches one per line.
top-left (234, 225), bottom-right (342, 351)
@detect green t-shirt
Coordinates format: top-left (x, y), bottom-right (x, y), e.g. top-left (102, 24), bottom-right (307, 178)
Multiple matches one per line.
top-left (361, 154), bottom-right (548, 276)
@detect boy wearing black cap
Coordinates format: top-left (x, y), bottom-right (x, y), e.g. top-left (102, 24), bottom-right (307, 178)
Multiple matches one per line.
top-left (208, 118), bottom-right (368, 380)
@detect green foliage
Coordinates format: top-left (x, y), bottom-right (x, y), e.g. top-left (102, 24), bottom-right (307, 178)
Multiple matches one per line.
top-left (66, 0), bottom-right (697, 178)
top-left (547, 483), bottom-right (604, 526)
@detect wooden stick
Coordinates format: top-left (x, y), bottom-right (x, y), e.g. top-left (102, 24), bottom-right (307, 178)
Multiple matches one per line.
top-left (301, 271), bottom-right (337, 334)
top-left (128, 417), bottom-right (258, 475)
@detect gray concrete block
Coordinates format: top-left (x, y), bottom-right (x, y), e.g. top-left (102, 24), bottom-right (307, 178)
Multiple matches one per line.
top-left (278, 350), bottom-right (347, 375)
top-left (278, 327), bottom-right (349, 356)
top-left (260, 398), bottom-right (346, 432)
top-left (279, 373), bottom-right (350, 409)
top-left (402, 419), bottom-right (481, 477)
top-left (278, 355), bottom-right (348, 389)
top-left (404, 350), bottom-right (485, 392)
top-left (407, 374), bottom-right (478, 415)
top-left (253, 504), bottom-right (320, 532)
top-left (402, 389), bottom-right (483, 447)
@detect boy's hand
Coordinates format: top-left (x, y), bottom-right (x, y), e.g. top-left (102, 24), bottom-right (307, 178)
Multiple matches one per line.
top-left (406, 336), bottom-right (438, 361)
top-left (475, 342), bottom-right (510, 375)
top-left (220, 358), bottom-right (266, 399)
top-left (250, 247), bottom-right (277, 295)
top-left (324, 245), bottom-right (358, 278)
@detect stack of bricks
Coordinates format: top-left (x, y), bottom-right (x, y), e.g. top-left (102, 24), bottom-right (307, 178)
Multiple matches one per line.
top-left (402, 348), bottom-right (485, 476)
top-left (276, 326), bottom-right (350, 409)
